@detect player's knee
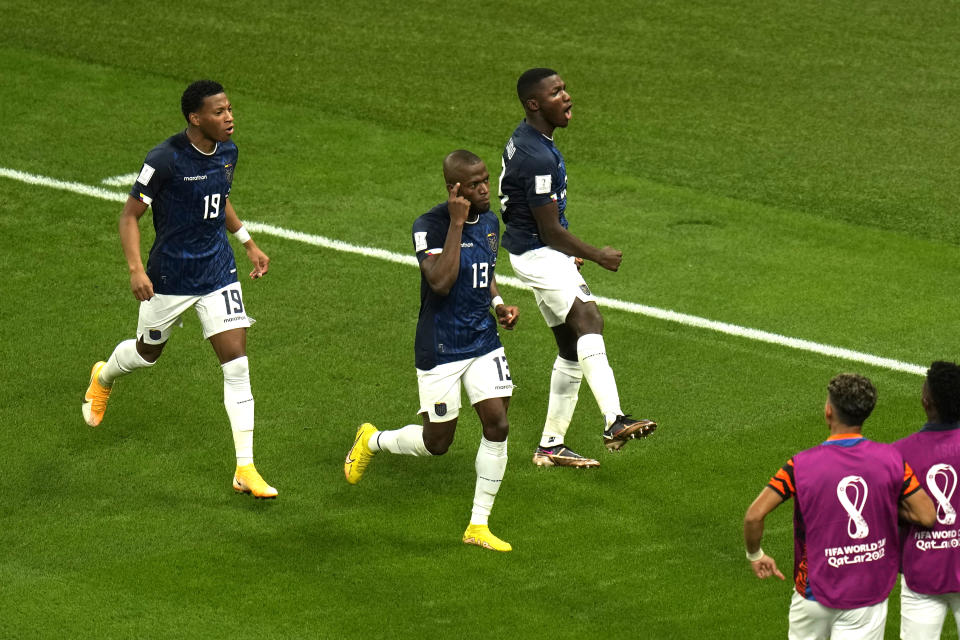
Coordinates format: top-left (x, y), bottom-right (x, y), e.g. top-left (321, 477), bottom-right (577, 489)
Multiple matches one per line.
top-left (423, 428), bottom-right (455, 455)
top-left (482, 417), bottom-right (509, 442)
top-left (577, 309), bottom-right (604, 336)
top-left (566, 302), bottom-right (604, 338)
top-left (136, 339), bottom-right (166, 363)
top-left (557, 343), bottom-right (578, 361)
top-left (425, 436), bottom-right (453, 456)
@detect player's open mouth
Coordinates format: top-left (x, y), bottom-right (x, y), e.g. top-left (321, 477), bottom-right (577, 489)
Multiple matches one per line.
top-left (225, 126), bottom-right (234, 135)
top-left (564, 107), bottom-right (572, 120)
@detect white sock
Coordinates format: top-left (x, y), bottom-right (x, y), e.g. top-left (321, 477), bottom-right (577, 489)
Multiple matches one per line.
top-left (471, 437), bottom-right (508, 526)
top-left (100, 339), bottom-right (154, 385)
top-left (222, 356), bottom-right (255, 466)
top-left (373, 424), bottom-right (431, 456)
top-left (577, 333), bottom-right (623, 428)
top-left (540, 356), bottom-right (582, 448)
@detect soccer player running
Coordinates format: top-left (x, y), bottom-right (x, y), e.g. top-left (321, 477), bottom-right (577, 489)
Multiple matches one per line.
top-left (81, 80), bottom-right (277, 499)
top-left (498, 68), bottom-right (656, 469)
top-left (894, 361), bottom-right (960, 639)
top-left (344, 150), bottom-right (520, 552)
top-left (744, 373), bottom-right (935, 639)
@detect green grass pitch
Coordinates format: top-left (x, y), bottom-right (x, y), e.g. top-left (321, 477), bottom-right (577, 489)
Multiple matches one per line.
top-left (2, 1), bottom-right (960, 637)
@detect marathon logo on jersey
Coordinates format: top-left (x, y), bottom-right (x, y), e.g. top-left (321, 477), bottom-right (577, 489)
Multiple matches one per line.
top-left (535, 174), bottom-right (552, 194)
top-left (137, 163), bottom-right (155, 185)
top-left (224, 163), bottom-right (234, 183)
top-left (183, 175), bottom-right (208, 181)
top-left (434, 403), bottom-right (447, 417)
top-left (486, 232), bottom-right (499, 254)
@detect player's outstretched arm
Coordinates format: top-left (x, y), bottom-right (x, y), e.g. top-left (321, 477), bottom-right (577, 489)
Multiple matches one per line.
top-left (225, 199), bottom-right (269, 279)
top-left (420, 183), bottom-right (470, 295)
top-left (743, 487), bottom-right (786, 581)
top-left (489, 276), bottom-right (518, 330)
top-left (530, 202), bottom-right (622, 271)
top-left (119, 196), bottom-right (154, 301)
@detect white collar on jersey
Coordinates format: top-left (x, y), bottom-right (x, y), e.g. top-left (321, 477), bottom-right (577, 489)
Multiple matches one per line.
top-left (190, 141), bottom-right (219, 156)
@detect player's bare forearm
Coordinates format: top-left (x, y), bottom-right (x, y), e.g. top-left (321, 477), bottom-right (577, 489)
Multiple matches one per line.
top-left (544, 225), bottom-right (599, 260)
top-left (744, 488), bottom-right (786, 580)
top-left (490, 276), bottom-right (518, 329)
top-left (223, 199), bottom-right (269, 278)
top-left (531, 202), bottom-right (622, 270)
top-left (224, 198), bottom-right (243, 234)
top-left (118, 197), bottom-right (149, 272)
top-left (421, 220), bottom-right (464, 295)
top-left (743, 516), bottom-right (765, 553)
top-left (743, 488), bottom-right (784, 552)
top-left (118, 196), bottom-right (153, 299)
top-left (489, 277), bottom-right (501, 301)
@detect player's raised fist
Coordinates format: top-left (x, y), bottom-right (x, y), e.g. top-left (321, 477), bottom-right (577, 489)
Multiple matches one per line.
top-left (597, 246), bottom-right (623, 272)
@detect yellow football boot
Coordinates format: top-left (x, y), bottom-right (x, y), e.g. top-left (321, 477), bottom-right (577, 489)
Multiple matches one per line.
top-left (463, 524), bottom-right (512, 552)
top-left (81, 361), bottom-right (112, 427)
top-left (232, 463), bottom-right (278, 499)
top-left (344, 423), bottom-right (378, 485)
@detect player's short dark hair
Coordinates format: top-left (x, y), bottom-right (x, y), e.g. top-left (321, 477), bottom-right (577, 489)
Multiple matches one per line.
top-left (827, 373), bottom-right (877, 427)
top-left (517, 68), bottom-right (558, 103)
top-left (181, 80), bottom-right (225, 122)
top-left (447, 149), bottom-right (483, 167)
top-left (443, 149), bottom-right (484, 183)
top-left (927, 361), bottom-right (960, 423)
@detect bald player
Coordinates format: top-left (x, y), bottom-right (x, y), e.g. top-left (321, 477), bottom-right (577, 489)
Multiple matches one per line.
top-left (344, 150), bottom-right (520, 552)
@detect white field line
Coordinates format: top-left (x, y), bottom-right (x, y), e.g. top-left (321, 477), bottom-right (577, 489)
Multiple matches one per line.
top-left (101, 173), bottom-right (139, 187)
top-left (1, 166), bottom-right (927, 376)
top-left (1, 167), bottom-right (127, 202)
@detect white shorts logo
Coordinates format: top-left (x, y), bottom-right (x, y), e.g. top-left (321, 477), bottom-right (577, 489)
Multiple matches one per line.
top-left (413, 231), bottom-right (428, 252)
top-left (927, 463), bottom-right (958, 526)
top-left (837, 475), bottom-right (870, 539)
top-left (137, 163), bottom-right (155, 185)
top-left (535, 174), bottom-right (552, 195)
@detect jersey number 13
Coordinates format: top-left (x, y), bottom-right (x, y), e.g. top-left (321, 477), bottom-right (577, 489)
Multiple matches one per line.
top-left (472, 262), bottom-right (489, 288)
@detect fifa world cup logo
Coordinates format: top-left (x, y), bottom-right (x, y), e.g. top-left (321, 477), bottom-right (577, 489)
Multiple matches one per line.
top-left (837, 475), bottom-right (870, 539)
top-left (926, 463), bottom-right (957, 526)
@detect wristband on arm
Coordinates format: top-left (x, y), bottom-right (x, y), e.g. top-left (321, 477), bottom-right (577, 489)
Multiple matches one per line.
top-left (233, 226), bottom-right (251, 244)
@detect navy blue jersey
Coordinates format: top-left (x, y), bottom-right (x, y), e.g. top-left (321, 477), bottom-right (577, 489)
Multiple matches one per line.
top-left (130, 131), bottom-right (239, 295)
top-left (498, 120), bottom-right (569, 254)
top-left (412, 203), bottom-right (502, 370)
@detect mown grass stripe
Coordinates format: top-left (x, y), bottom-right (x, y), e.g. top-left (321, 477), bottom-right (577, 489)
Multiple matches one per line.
top-left (1, 166), bottom-right (926, 376)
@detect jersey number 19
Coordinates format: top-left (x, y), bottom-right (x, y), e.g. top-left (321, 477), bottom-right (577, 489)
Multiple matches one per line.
top-left (203, 193), bottom-right (222, 219)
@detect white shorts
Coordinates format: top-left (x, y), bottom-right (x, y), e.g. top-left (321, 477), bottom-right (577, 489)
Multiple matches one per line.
top-left (509, 246), bottom-right (597, 327)
top-left (136, 281), bottom-right (253, 344)
top-left (416, 346), bottom-right (514, 422)
top-left (901, 576), bottom-right (960, 640)
top-left (788, 591), bottom-right (887, 640)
